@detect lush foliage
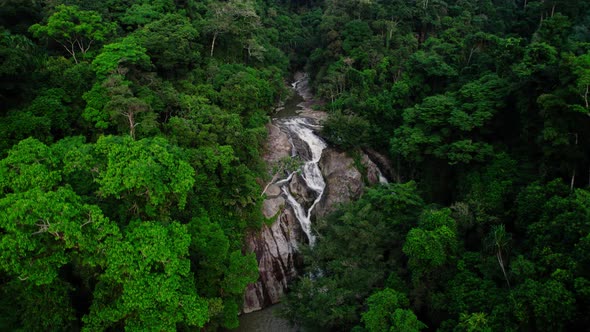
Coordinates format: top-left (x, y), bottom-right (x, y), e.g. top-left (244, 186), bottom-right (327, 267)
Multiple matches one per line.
top-left (280, 1), bottom-right (590, 332)
top-left (3, 0), bottom-right (590, 331)
top-left (0, 0), bottom-right (286, 330)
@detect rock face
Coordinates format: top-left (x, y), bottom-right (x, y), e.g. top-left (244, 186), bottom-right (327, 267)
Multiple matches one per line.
top-left (263, 122), bottom-right (291, 164)
top-left (243, 207), bottom-right (303, 313)
top-left (363, 148), bottom-right (397, 182)
top-left (243, 145), bottom-right (390, 313)
top-left (361, 153), bottom-right (385, 186)
top-left (289, 173), bottom-right (316, 209)
top-left (314, 148), bottom-right (363, 218)
top-left (243, 74), bottom-right (392, 314)
top-left (313, 147), bottom-right (385, 218)
top-left (243, 120), bottom-right (303, 313)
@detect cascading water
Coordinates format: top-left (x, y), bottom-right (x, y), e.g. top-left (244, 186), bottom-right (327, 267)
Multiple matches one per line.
top-left (264, 73), bottom-right (328, 246)
top-left (275, 117), bottom-right (327, 246)
top-left (271, 74), bottom-right (389, 246)
top-left (239, 73), bottom-right (391, 326)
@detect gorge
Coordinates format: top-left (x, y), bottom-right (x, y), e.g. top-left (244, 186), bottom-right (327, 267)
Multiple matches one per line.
top-left (242, 74), bottom-right (390, 315)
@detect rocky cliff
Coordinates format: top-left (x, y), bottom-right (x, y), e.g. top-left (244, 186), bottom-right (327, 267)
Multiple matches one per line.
top-left (314, 148), bottom-right (383, 218)
top-left (243, 140), bottom-right (388, 313)
top-left (242, 77), bottom-right (390, 313)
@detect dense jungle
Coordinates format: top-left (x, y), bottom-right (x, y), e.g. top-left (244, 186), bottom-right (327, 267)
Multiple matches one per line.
top-left (1, 0), bottom-right (590, 331)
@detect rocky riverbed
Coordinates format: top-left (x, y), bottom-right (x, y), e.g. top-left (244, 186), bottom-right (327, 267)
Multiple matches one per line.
top-left (242, 73), bottom-right (390, 313)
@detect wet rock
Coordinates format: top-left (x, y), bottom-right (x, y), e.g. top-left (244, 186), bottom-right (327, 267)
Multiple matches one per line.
top-left (363, 148), bottom-right (396, 182)
top-left (289, 173), bottom-right (316, 209)
top-left (243, 208), bottom-right (304, 313)
top-left (290, 135), bottom-right (311, 161)
top-left (265, 184), bottom-right (281, 198)
top-left (361, 153), bottom-right (382, 185)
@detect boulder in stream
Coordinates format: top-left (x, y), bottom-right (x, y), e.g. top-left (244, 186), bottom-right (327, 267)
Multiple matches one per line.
top-left (289, 173), bottom-right (316, 209)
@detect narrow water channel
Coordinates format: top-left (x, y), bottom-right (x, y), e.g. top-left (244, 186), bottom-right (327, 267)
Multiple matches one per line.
top-left (232, 74), bottom-right (319, 331)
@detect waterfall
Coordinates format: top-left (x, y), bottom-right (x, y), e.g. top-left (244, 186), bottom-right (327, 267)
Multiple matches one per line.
top-left (378, 169), bottom-right (389, 184)
top-left (242, 73), bottom-right (392, 314)
top-left (269, 72), bottom-right (387, 247)
top-left (275, 117), bottom-right (327, 246)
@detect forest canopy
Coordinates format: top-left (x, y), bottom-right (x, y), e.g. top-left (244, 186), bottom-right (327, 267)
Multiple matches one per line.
top-left (1, 0), bottom-right (590, 331)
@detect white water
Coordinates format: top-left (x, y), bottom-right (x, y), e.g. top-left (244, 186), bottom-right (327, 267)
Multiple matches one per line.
top-left (378, 169), bottom-right (389, 184)
top-left (276, 117), bottom-right (327, 246)
top-left (272, 74), bottom-right (386, 247)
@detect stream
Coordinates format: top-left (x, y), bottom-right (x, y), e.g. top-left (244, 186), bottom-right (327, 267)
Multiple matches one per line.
top-left (232, 303), bottom-right (299, 332)
top-left (278, 117), bottom-right (326, 246)
top-left (233, 73), bottom-right (323, 331)
top-left (271, 73), bottom-right (328, 246)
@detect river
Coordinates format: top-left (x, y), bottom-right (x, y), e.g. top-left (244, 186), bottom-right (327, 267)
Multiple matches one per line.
top-left (231, 303), bottom-right (300, 332)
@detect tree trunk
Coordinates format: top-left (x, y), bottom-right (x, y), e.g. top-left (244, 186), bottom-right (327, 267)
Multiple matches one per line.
top-left (56, 39), bottom-right (78, 64)
top-left (125, 111), bottom-right (136, 140)
top-left (467, 46), bottom-right (476, 66)
top-left (583, 84), bottom-right (589, 110)
top-left (497, 251), bottom-right (511, 288)
top-left (210, 32), bottom-right (218, 57)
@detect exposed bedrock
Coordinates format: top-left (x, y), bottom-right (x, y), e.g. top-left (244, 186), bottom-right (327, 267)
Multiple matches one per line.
top-left (243, 146), bottom-right (388, 313)
top-left (314, 147), bottom-right (383, 218)
top-left (243, 75), bottom-right (391, 313)
top-left (243, 207), bottom-right (304, 313)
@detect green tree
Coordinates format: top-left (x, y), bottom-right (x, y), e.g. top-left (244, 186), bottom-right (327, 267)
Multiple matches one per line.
top-left (132, 13), bottom-right (199, 74)
top-left (361, 288), bottom-right (427, 332)
top-left (29, 5), bottom-right (116, 63)
top-left (94, 136), bottom-right (195, 219)
top-left (0, 137), bottom-right (60, 193)
top-left (403, 208), bottom-right (458, 283)
top-left (456, 312), bottom-right (492, 332)
top-left (570, 52), bottom-right (590, 114)
top-left (0, 187), bottom-right (116, 285)
top-left (0, 30), bottom-right (40, 106)
top-left (83, 221), bottom-right (210, 331)
top-left (0, 280), bottom-right (77, 331)
top-left (282, 183), bottom-right (424, 330)
top-left (391, 74), bottom-right (507, 165)
top-left (512, 278), bottom-right (575, 331)
top-left (101, 74), bottom-right (152, 139)
top-left (84, 37), bottom-right (154, 137)
top-left (204, 0), bottom-right (260, 57)
top-left (91, 37), bottom-right (151, 79)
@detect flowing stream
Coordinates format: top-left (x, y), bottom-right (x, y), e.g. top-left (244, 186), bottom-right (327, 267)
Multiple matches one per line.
top-left (232, 74), bottom-right (322, 331)
top-left (277, 117), bottom-right (327, 246)
top-left (272, 74), bottom-right (328, 246)
top-left (235, 73), bottom-right (388, 331)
